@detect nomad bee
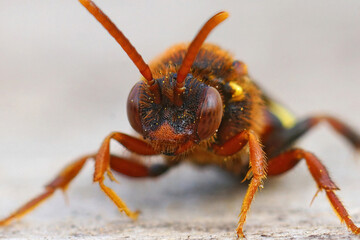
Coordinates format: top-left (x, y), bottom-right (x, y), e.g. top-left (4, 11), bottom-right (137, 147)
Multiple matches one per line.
top-left (1, 0), bottom-right (360, 238)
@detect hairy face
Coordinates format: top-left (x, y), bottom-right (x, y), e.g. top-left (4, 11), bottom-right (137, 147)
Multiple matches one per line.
top-left (127, 74), bottom-right (223, 154)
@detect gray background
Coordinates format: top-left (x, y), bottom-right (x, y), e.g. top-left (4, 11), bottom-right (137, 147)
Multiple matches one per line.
top-left (1, 1), bottom-right (360, 239)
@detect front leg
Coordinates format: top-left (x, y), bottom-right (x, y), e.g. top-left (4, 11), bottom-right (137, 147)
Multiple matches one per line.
top-left (93, 132), bottom-right (158, 219)
top-left (213, 130), bottom-right (267, 238)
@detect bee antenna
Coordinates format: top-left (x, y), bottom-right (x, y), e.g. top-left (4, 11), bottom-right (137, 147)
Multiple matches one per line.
top-left (174, 11), bottom-right (229, 106)
top-left (79, 0), bottom-right (161, 104)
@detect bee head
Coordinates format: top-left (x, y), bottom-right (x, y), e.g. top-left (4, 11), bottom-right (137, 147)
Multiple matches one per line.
top-left (127, 73), bottom-right (222, 154)
top-left (79, 0), bottom-right (228, 154)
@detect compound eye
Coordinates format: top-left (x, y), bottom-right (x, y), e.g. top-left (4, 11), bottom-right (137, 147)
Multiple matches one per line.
top-left (197, 87), bottom-right (223, 140)
top-left (127, 82), bottom-right (143, 134)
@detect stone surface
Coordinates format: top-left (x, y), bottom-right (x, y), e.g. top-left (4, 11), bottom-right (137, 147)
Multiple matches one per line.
top-left (1, 157), bottom-right (360, 240)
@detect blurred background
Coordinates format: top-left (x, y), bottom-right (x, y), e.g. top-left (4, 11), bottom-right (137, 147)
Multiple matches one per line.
top-left (0, 1), bottom-right (360, 239)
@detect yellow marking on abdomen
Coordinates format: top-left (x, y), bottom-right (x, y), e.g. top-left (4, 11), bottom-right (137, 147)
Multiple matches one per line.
top-left (268, 101), bottom-right (296, 129)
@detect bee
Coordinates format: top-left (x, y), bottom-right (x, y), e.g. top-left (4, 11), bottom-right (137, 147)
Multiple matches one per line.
top-left (1, 0), bottom-right (359, 238)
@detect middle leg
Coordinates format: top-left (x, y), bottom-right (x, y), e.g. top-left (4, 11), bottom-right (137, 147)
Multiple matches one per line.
top-left (0, 132), bottom-right (167, 226)
top-left (0, 151), bottom-right (170, 226)
top-left (109, 154), bottom-right (170, 178)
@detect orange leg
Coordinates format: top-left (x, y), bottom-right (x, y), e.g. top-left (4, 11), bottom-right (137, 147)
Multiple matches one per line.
top-left (0, 154), bottom-right (93, 226)
top-left (93, 132), bottom-right (158, 219)
top-left (267, 149), bottom-right (360, 234)
top-left (109, 154), bottom-right (169, 178)
top-left (310, 115), bottom-right (360, 148)
top-left (0, 132), bottom-right (161, 226)
top-left (264, 115), bottom-right (360, 158)
top-left (213, 130), bottom-right (267, 238)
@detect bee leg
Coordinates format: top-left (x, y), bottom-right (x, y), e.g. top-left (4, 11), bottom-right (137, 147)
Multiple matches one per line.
top-left (0, 132), bottom-right (160, 226)
top-left (267, 148), bottom-right (360, 234)
top-left (0, 154), bottom-right (94, 226)
top-left (109, 154), bottom-right (169, 178)
top-left (213, 130), bottom-right (267, 238)
top-left (265, 115), bottom-right (360, 158)
top-left (93, 132), bottom-right (158, 219)
top-left (0, 152), bottom-right (168, 226)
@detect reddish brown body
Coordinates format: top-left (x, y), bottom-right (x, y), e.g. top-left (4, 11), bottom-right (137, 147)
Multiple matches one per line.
top-left (1, 0), bottom-right (360, 238)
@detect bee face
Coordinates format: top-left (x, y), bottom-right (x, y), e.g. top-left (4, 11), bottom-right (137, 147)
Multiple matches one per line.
top-left (127, 74), bottom-right (222, 153)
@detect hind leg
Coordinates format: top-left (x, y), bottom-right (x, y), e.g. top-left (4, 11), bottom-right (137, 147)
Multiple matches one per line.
top-left (267, 148), bottom-right (360, 234)
top-left (265, 115), bottom-right (360, 158)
